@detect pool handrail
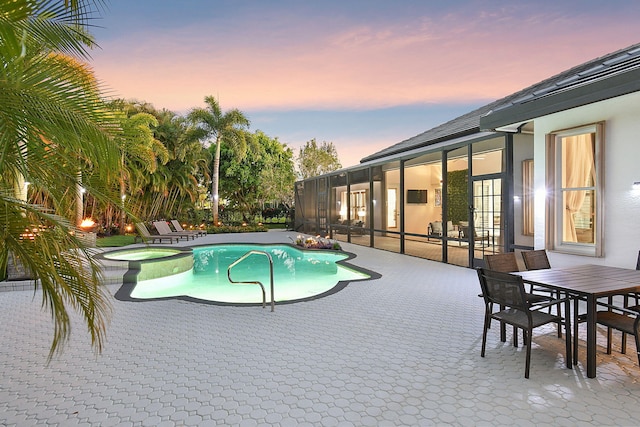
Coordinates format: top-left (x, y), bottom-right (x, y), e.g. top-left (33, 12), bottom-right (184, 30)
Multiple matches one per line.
top-left (227, 250), bottom-right (275, 312)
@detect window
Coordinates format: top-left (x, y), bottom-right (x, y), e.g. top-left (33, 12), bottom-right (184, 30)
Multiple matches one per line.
top-left (522, 159), bottom-right (534, 236)
top-left (546, 123), bottom-right (604, 256)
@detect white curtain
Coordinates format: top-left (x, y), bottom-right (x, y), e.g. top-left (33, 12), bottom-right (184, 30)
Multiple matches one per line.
top-left (562, 134), bottom-right (596, 242)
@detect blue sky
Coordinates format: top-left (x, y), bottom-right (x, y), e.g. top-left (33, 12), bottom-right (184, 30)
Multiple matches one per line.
top-left (90, 0), bottom-right (640, 167)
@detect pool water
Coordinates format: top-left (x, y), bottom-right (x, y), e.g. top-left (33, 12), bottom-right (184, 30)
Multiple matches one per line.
top-left (127, 244), bottom-right (372, 304)
top-left (103, 248), bottom-right (182, 261)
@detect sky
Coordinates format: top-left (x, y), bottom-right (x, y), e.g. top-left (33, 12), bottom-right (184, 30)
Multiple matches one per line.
top-left (89, 0), bottom-right (640, 168)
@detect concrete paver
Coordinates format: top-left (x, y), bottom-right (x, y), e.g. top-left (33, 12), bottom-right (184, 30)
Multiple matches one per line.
top-left (1, 231), bottom-right (640, 425)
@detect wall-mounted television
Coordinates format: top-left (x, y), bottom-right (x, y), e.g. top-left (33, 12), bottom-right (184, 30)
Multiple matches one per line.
top-left (407, 189), bottom-right (428, 204)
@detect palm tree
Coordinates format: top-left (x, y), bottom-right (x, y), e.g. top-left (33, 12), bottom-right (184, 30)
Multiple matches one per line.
top-left (118, 104), bottom-right (210, 223)
top-left (112, 108), bottom-right (169, 234)
top-left (187, 96), bottom-right (250, 226)
top-left (0, 0), bottom-right (120, 359)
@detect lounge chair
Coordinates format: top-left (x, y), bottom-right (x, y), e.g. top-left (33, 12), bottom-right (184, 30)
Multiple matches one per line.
top-left (135, 222), bottom-right (180, 244)
top-left (152, 220), bottom-right (195, 240)
top-left (170, 220), bottom-right (206, 237)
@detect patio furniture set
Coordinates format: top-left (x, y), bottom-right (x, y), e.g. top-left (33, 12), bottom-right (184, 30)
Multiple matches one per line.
top-left (478, 250), bottom-right (640, 379)
top-left (427, 220), bottom-right (491, 247)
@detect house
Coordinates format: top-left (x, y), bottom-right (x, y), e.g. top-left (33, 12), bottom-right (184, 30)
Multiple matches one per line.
top-left (294, 42), bottom-right (640, 269)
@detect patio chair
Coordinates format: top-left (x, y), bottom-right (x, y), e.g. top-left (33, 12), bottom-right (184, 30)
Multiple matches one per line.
top-left (484, 253), bottom-right (556, 344)
top-left (427, 221), bottom-right (460, 241)
top-left (574, 250), bottom-right (640, 361)
top-left (596, 301), bottom-right (640, 366)
top-left (617, 250), bottom-right (640, 353)
top-left (152, 221), bottom-right (196, 240)
top-left (487, 252), bottom-right (555, 304)
top-left (459, 225), bottom-right (491, 247)
top-left (521, 250), bottom-right (561, 335)
top-left (624, 250), bottom-right (640, 311)
top-left (170, 220), bottom-right (206, 237)
top-left (135, 222), bottom-right (180, 244)
top-left (484, 252), bottom-right (520, 273)
top-left (477, 268), bottom-right (572, 378)
top-left (521, 250), bottom-right (551, 271)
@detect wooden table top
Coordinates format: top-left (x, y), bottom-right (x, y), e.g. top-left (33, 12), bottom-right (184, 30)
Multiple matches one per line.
top-left (516, 264), bottom-right (640, 297)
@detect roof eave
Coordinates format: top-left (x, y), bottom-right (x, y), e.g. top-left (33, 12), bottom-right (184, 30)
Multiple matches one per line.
top-left (360, 127), bottom-right (479, 163)
top-left (479, 68), bottom-right (640, 131)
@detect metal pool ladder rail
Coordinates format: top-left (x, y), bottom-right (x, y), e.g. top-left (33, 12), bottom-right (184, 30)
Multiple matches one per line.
top-left (227, 250), bottom-right (275, 312)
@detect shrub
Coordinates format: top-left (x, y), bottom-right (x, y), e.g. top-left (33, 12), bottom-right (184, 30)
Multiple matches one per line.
top-left (206, 224), bottom-right (268, 234)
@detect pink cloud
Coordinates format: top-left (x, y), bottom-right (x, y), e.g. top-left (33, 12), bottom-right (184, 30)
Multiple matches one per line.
top-left (90, 7), bottom-right (639, 113)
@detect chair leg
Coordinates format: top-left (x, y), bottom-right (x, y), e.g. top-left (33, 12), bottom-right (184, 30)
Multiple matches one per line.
top-left (635, 331), bottom-right (640, 366)
top-left (573, 298), bottom-right (579, 365)
top-left (500, 304), bottom-right (507, 342)
top-left (622, 294), bottom-right (629, 354)
top-left (524, 328), bottom-right (532, 379)
top-left (606, 327), bottom-right (613, 354)
top-left (481, 314), bottom-right (490, 357)
top-left (556, 291), bottom-right (562, 338)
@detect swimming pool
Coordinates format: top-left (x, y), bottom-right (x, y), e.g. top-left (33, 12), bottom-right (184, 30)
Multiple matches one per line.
top-left (113, 244), bottom-right (377, 306)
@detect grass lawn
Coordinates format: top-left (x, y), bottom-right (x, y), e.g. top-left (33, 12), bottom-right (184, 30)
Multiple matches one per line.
top-left (96, 235), bottom-right (138, 247)
top-left (264, 223), bottom-right (287, 230)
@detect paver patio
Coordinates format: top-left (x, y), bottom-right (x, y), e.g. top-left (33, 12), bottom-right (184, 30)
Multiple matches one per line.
top-left (1, 231), bottom-right (640, 426)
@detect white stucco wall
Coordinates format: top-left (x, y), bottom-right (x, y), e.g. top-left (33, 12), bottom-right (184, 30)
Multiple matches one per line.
top-left (532, 91), bottom-right (640, 268)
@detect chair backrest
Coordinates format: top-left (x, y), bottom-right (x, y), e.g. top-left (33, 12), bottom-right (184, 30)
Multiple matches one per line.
top-left (521, 250), bottom-right (551, 271)
top-left (460, 224), bottom-right (485, 239)
top-left (171, 220), bottom-right (185, 232)
top-left (484, 253), bottom-right (519, 272)
top-left (477, 268), bottom-right (528, 310)
top-left (153, 220), bottom-right (172, 235)
top-left (136, 222), bottom-right (151, 237)
top-left (430, 221), bottom-right (443, 234)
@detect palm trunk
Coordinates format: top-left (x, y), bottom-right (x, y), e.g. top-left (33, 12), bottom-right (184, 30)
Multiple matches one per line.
top-left (211, 137), bottom-right (221, 226)
top-left (119, 179), bottom-right (126, 235)
top-left (76, 170), bottom-right (84, 227)
top-left (119, 153), bottom-right (126, 235)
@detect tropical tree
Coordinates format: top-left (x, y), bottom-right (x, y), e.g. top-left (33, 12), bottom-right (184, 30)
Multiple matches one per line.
top-left (255, 131), bottom-right (296, 208)
top-left (296, 138), bottom-right (342, 179)
top-left (187, 96), bottom-right (250, 226)
top-left (218, 132), bottom-right (260, 222)
top-left (219, 130), bottom-right (295, 222)
top-left (0, 0), bottom-right (120, 358)
top-left (110, 106), bottom-right (169, 234)
top-left (143, 107), bottom-right (210, 222)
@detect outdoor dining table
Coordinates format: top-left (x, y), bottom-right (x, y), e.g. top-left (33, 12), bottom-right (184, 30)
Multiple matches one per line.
top-left (516, 264), bottom-right (640, 378)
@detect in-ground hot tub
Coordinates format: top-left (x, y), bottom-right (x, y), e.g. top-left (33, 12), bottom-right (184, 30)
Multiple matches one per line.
top-left (95, 247), bottom-right (194, 283)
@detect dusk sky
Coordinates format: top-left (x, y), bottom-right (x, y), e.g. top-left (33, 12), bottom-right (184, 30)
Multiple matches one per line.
top-left (90, 0), bottom-right (640, 167)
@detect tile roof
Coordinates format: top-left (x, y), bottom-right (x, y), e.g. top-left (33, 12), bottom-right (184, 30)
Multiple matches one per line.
top-left (359, 103), bottom-right (495, 163)
top-left (480, 42), bottom-right (640, 130)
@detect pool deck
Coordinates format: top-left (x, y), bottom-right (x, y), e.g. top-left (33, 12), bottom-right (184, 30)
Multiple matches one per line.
top-left (2, 230), bottom-right (640, 426)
